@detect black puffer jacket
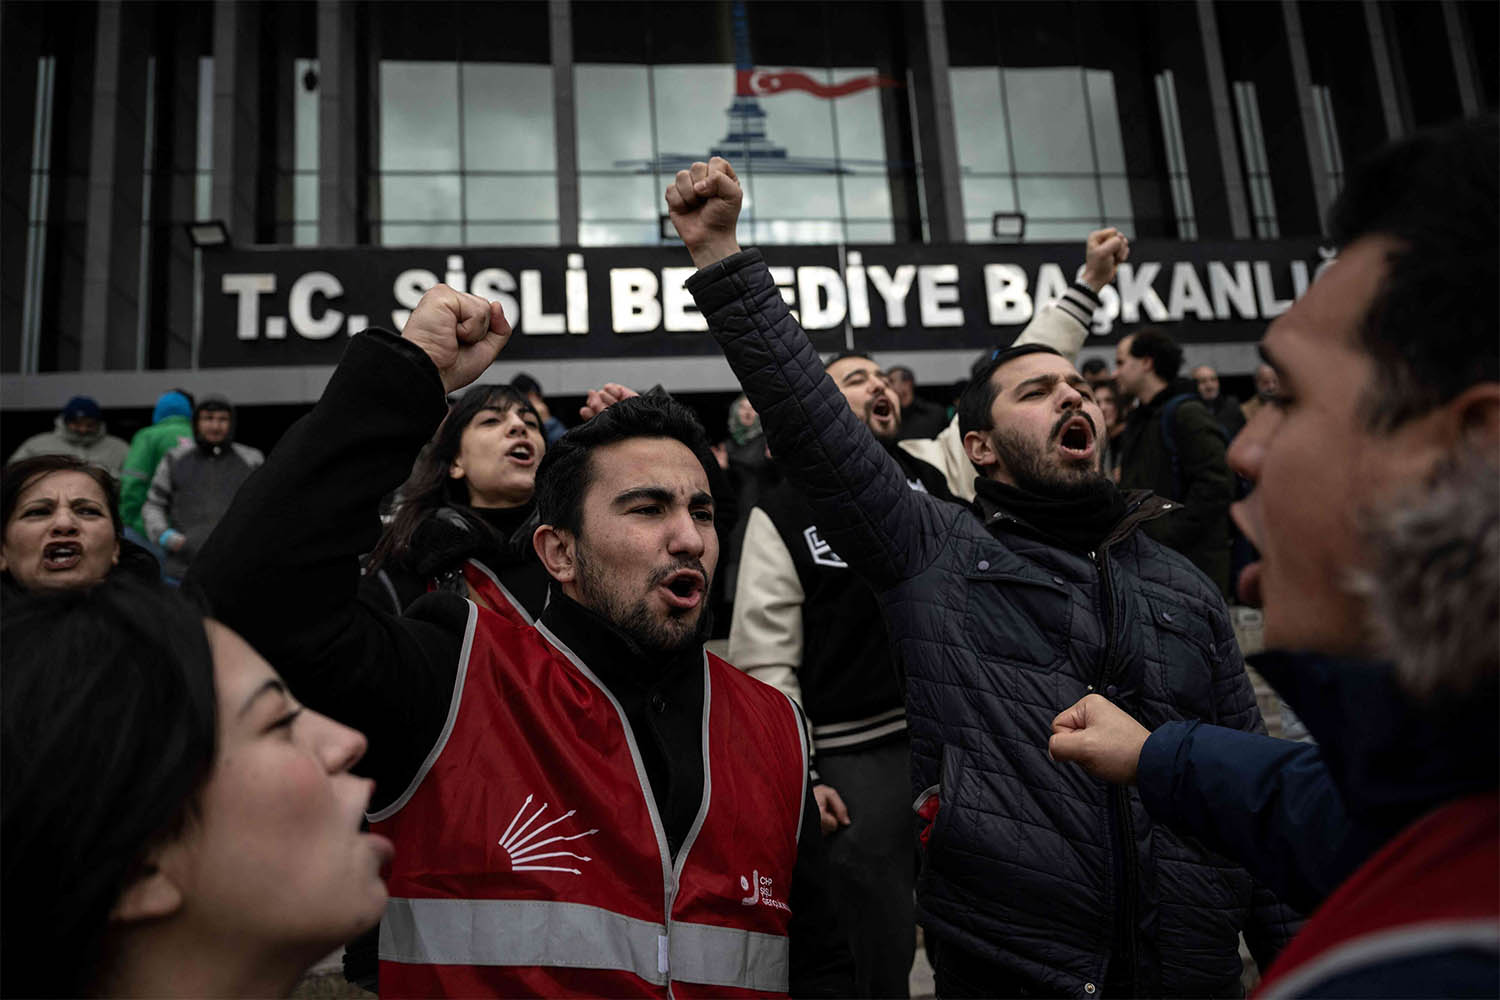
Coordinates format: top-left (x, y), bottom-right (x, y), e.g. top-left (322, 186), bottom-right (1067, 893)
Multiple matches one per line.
top-left (687, 250), bottom-right (1297, 997)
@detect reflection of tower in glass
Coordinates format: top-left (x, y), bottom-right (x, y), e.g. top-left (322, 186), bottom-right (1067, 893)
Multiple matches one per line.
top-left (712, 2), bottom-right (790, 168)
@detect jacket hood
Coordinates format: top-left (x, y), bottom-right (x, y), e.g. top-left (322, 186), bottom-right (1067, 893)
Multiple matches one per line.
top-left (153, 391), bottom-right (193, 424)
top-left (193, 395), bottom-right (237, 450)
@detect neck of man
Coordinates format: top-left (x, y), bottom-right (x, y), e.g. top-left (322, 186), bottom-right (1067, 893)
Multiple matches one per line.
top-left (98, 924), bottom-right (314, 999)
top-left (1138, 372), bottom-right (1170, 405)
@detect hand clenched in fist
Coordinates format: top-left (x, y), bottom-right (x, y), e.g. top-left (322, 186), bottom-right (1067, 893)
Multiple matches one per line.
top-left (665, 157), bottom-right (744, 270)
top-left (401, 284), bottom-right (512, 395)
top-left (1048, 693), bottom-right (1151, 785)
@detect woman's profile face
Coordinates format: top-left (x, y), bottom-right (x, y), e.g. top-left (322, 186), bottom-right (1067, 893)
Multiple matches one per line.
top-left (450, 403), bottom-right (546, 508)
top-left (0, 470), bottom-right (119, 590)
top-left (735, 396), bottom-right (757, 428)
top-left (174, 623), bottom-right (389, 954)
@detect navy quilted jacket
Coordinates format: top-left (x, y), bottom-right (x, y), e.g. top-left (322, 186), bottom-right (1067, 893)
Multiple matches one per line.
top-left (688, 250), bottom-right (1297, 998)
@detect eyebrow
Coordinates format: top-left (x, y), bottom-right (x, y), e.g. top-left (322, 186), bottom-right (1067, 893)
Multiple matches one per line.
top-left (238, 678), bottom-right (289, 718)
top-left (612, 486), bottom-right (716, 510)
top-left (1011, 373), bottom-right (1090, 395)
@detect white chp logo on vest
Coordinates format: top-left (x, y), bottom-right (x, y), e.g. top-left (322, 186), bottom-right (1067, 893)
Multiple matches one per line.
top-left (803, 526), bottom-right (848, 569)
top-left (498, 793), bottom-right (599, 875)
top-left (739, 869), bottom-right (791, 912)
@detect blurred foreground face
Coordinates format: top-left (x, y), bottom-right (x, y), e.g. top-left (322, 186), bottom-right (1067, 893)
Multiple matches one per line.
top-left (197, 409), bottom-right (232, 444)
top-left (1, 470), bottom-right (119, 590)
top-left (451, 403), bottom-right (545, 508)
top-left (1253, 364), bottom-right (1280, 400)
top-left (174, 623), bottom-right (389, 954)
top-left (66, 416), bottom-right (101, 437)
top-left (735, 395), bottom-right (758, 429)
top-left (826, 355), bottom-right (901, 439)
top-left (1229, 237), bottom-right (1442, 653)
top-left (1193, 366), bottom-right (1220, 401)
top-left (573, 437), bottom-right (718, 653)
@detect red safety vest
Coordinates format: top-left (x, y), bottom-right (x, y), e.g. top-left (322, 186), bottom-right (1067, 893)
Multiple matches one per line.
top-left (369, 604), bottom-right (808, 998)
top-left (459, 559), bottom-right (534, 628)
top-left (1256, 793), bottom-right (1499, 997)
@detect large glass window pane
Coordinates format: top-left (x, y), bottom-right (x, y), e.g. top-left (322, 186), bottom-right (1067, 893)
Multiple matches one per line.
top-left (1005, 68), bottom-right (1091, 174)
top-left (653, 65), bottom-right (736, 169)
top-left (747, 176), bottom-right (840, 220)
top-left (465, 175), bottom-right (559, 221)
top-left (845, 220), bottom-right (895, 244)
top-left (1100, 176), bottom-right (1134, 218)
top-left (1016, 177), bottom-right (1100, 220)
top-left (576, 65), bottom-right (653, 170)
top-left (840, 175), bottom-right (893, 220)
top-left (950, 68), bottom-right (1010, 172)
top-left (580, 221), bottom-right (660, 246)
top-left (462, 64), bottom-right (556, 170)
top-left (580, 174), bottom-right (659, 220)
top-left (1086, 71), bottom-right (1127, 173)
top-left (294, 174), bottom-right (319, 223)
top-left (380, 62), bottom-right (460, 171)
top-left (382, 223), bottom-right (463, 245)
top-left (381, 174), bottom-right (462, 221)
top-left (1024, 221), bottom-right (1090, 242)
top-left (751, 219), bottom-right (845, 245)
top-left (961, 175), bottom-right (1017, 216)
top-left (465, 223), bottom-right (560, 245)
top-left (830, 69), bottom-right (889, 166)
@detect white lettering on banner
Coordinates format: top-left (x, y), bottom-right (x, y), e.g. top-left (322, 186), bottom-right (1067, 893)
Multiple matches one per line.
top-left (867, 264), bottom-right (916, 327)
top-left (445, 255), bottom-right (468, 294)
top-left (917, 265), bottom-right (963, 327)
top-left (521, 270), bottom-right (565, 335)
top-left (1254, 261), bottom-right (1292, 318)
top-left (1208, 261), bottom-right (1257, 319)
top-left (844, 250), bottom-right (871, 328)
top-left (798, 266), bottom-right (847, 330)
top-left (472, 268), bottom-right (520, 330)
top-left (1166, 262), bottom-right (1214, 321)
top-left (566, 254), bottom-right (589, 335)
top-left (223, 273), bottom-right (275, 340)
top-left (769, 267), bottom-right (798, 322)
top-left (1034, 263), bottom-right (1071, 308)
top-left (983, 264), bottom-right (1032, 325)
top-left (265, 316), bottom-right (286, 340)
top-left (1290, 260), bottom-right (1312, 298)
top-left (288, 271), bottom-right (345, 340)
top-left (662, 267), bottom-right (706, 332)
top-left (1117, 262), bottom-right (1169, 323)
top-left (610, 268), bottom-right (661, 333)
top-left (391, 268), bottom-right (438, 331)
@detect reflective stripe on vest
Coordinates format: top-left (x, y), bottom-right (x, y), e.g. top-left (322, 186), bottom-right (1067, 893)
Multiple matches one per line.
top-left (380, 896), bottom-right (790, 992)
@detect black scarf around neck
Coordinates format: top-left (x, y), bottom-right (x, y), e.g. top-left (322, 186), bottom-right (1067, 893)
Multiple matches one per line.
top-left (972, 477), bottom-right (1127, 552)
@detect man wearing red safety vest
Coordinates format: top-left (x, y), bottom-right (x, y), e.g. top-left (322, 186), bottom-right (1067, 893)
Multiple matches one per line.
top-left (191, 286), bottom-right (854, 996)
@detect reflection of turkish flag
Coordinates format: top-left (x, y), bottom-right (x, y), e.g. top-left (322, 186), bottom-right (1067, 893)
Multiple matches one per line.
top-left (736, 68), bottom-right (899, 99)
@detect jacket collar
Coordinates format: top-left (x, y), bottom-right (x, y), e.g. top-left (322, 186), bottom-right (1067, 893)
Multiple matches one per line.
top-left (1250, 649), bottom-right (1498, 824)
top-left (973, 488), bottom-right (1176, 551)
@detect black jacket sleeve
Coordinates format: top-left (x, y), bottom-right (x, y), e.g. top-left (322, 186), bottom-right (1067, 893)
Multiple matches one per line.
top-left (1154, 402), bottom-right (1234, 553)
top-left (187, 330), bottom-right (468, 809)
top-left (787, 782), bottom-right (856, 997)
top-left (687, 249), bottom-right (959, 592)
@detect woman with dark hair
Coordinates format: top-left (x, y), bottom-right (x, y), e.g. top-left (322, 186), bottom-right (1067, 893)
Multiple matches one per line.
top-left (1, 578), bottom-right (389, 996)
top-left (1, 454), bottom-right (159, 595)
top-left (362, 383), bottom-right (550, 621)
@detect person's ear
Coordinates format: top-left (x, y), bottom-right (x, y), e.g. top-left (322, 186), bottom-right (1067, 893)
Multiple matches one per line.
top-left (963, 429), bottom-right (997, 470)
top-left (448, 459), bottom-right (465, 482)
top-left (533, 524), bottom-right (577, 584)
top-left (110, 849), bottom-right (185, 924)
top-left (1452, 382), bottom-right (1500, 451)
top-left (111, 538), bottom-right (120, 567)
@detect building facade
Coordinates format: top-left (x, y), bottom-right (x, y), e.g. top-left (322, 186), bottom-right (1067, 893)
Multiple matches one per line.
top-left (2, 0), bottom-right (1494, 431)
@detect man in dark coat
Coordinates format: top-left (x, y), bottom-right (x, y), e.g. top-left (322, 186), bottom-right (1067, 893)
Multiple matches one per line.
top-left (1192, 364), bottom-right (1247, 438)
top-left (887, 367), bottom-right (950, 441)
top-left (666, 156), bottom-right (1297, 998)
top-left (1113, 329), bottom-right (1235, 595)
top-left (1049, 118), bottom-right (1498, 997)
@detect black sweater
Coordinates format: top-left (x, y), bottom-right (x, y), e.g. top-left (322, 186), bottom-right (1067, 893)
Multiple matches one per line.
top-left (188, 329), bottom-right (851, 996)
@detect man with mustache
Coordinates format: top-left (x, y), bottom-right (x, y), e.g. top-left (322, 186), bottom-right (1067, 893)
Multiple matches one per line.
top-left (669, 156), bottom-right (1297, 997)
top-left (190, 286), bottom-right (853, 996)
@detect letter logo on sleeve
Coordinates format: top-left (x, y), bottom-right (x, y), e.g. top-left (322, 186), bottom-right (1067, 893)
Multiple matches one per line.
top-left (498, 793), bottom-right (599, 875)
top-left (803, 526), bottom-right (848, 569)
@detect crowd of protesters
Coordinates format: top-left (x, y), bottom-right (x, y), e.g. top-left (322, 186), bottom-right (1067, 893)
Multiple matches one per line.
top-left (1, 117), bottom-right (1495, 998)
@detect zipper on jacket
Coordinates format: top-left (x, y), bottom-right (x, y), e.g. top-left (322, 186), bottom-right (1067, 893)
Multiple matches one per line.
top-left (1091, 546), bottom-right (1140, 997)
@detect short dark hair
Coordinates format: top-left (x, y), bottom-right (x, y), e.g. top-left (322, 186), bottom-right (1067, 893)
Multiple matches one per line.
top-left (1329, 117), bottom-right (1498, 431)
top-left (2, 455), bottom-right (123, 540)
top-left (1080, 358), bottom-right (1109, 377)
top-left (1124, 327), bottom-right (1184, 382)
top-left (957, 344), bottom-right (1065, 437)
top-left (822, 349), bottom-right (873, 369)
top-left (534, 391), bottom-right (717, 536)
top-left (887, 365), bottom-right (915, 384)
top-left (2, 580), bottom-right (217, 994)
top-left (511, 372), bottom-right (543, 398)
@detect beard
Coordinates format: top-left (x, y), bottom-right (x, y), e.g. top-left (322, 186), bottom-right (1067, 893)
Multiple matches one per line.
top-left (989, 412), bottom-right (1107, 499)
top-left (861, 396), bottom-right (901, 442)
top-left (575, 545), bottom-right (713, 655)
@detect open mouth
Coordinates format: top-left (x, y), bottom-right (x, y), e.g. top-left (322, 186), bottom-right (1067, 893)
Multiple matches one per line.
top-left (1055, 415), bottom-right (1095, 457)
top-left (868, 395), bottom-right (896, 425)
top-left (506, 442), bottom-right (536, 465)
top-left (659, 569), bottom-right (706, 610)
top-left (41, 542), bottom-right (82, 571)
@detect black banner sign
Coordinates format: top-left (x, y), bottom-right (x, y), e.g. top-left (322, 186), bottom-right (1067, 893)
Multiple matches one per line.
top-left (199, 240), bottom-right (1334, 367)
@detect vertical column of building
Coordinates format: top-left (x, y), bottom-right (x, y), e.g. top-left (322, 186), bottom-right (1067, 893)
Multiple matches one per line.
top-left (1194, 0), bottom-right (1251, 240)
top-left (1280, 0), bottom-right (1330, 235)
top-left (211, 1), bottom-right (260, 244)
top-left (0, 7), bottom-right (44, 372)
top-left (906, 0), bottom-right (964, 244)
top-left (80, 0), bottom-right (152, 371)
top-left (551, 0), bottom-right (580, 247)
top-left (319, 0), bottom-right (359, 246)
top-left (1362, 0), bottom-right (1406, 141)
top-left (1440, 0), bottom-right (1482, 119)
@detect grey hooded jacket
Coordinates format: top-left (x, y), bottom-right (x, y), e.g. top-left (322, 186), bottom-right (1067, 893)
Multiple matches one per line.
top-left (687, 250), bottom-right (1297, 997)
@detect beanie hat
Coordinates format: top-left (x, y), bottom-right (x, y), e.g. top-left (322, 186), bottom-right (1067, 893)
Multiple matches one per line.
top-left (152, 391), bottom-right (193, 424)
top-left (61, 396), bottom-right (102, 422)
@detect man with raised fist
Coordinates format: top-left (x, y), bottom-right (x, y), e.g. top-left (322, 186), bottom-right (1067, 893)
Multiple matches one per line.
top-left (190, 284), bottom-right (853, 996)
top-left (670, 157), bottom-right (1296, 998)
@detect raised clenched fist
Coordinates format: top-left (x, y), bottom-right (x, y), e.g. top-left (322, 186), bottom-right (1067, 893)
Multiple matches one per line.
top-left (665, 157), bottom-right (744, 270)
top-left (1081, 228), bottom-right (1130, 292)
top-left (401, 284), bottom-right (512, 394)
